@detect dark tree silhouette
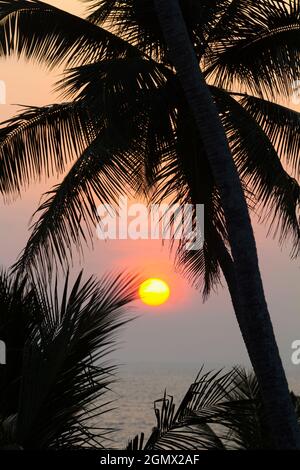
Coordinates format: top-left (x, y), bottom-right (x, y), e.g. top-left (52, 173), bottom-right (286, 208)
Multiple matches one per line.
top-left (0, 0), bottom-right (299, 447)
top-left (0, 268), bottom-right (137, 449)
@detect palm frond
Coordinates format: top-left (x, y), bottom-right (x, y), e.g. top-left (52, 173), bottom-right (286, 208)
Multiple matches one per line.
top-left (205, 0), bottom-right (300, 99)
top-left (213, 87), bottom-right (300, 257)
top-left (0, 270), bottom-right (35, 417)
top-left (0, 0), bottom-right (139, 68)
top-left (173, 106), bottom-right (227, 297)
top-left (127, 369), bottom-right (240, 451)
top-left (126, 366), bottom-right (300, 450)
top-left (236, 93), bottom-right (300, 177)
top-left (0, 268), bottom-right (138, 449)
top-left (148, 103), bottom-right (227, 298)
top-left (217, 368), bottom-right (266, 449)
top-left (13, 126), bottom-right (142, 275)
top-left (85, 0), bottom-right (231, 61)
top-left (58, 55), bottom-right (169, 104)
top-left (0, 102), bottom-right (97, 197)
top-left (128, 395), bottom-right (225, 451)
top-left (16, 271), bottom-right (137, 449)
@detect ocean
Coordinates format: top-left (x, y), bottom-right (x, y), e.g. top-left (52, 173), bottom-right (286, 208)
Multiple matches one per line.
top-left (96, 362), bottom-right (300, 449)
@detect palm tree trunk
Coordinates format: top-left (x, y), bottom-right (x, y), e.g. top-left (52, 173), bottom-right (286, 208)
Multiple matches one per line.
top-left (214, 234), bottom-right (256, 350)
top-left (154, 0), bottom-right (300, 449)
top-left (213, 235), bottom-right (242, 325)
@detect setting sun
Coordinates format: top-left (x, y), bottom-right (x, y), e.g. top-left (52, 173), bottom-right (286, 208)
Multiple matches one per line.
top-left (139, 278), bottom-right (170, 307)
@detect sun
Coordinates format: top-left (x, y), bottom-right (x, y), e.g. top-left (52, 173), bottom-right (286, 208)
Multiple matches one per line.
top-left (139, 278), bottom-right (170, 307)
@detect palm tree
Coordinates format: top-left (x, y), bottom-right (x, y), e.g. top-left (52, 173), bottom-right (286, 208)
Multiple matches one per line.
top-left (152, 0), bottom-right (300, 449)
top-left (127, 367), bottom-right (300, 450)
top-left (0, 0), bottom-right (299, 446)
top-left (0, 268), bottom-right (138, 449)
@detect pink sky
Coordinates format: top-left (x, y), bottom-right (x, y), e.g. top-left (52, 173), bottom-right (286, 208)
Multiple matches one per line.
top-left (0, 1), bottom-right (299, 379)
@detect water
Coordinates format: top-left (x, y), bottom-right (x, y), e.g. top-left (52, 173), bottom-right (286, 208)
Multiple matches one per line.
top-left (95, 362), bottom-right (300, 449)
top-left (96, 362), bottom-right (200, 448)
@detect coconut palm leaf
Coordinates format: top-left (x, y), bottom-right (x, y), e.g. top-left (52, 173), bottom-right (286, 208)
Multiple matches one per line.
top-left (86, 0), bottom-right (300, 99)
top-left (0, 0), bottom-right (299, 297)
top-left (126, 369), bottom-right (240, 451)
top-left (205, 0), bottom-right (300, 99)
top-left (0, 54), bottom-right (169, 199)
top-left (216, 368), bottom-right (268, 449)
top-left (236, 94), bottom-right (300, 176)
top-left (126, 367), bottom-right (300, 450)
top-left (0, 0), bottom-right (139, 68)
top-left (213, 87), bottom-right (300, 256)
top-left (147, 101), bottom-right (233, 297)
top-left (0, 270), bottom-right (35, 417)
top-left (0, 268), bottom-right (138, 449)
top-left (13, 126), bottom-right (143, 274)
top-left (58, 57), bottom-right (177, 191)
top-left (201, 368), bottom-right (298, 449)
top-left (183, 368), bottom-right (300, 450)
top-left (58, 55), bottom-right (170, 109)
top-left (153, 157), bottom-right (224, 298)
top-left (0, 102), bottom-right (98, 196)
top-left (85, 0), bottom-right (232, 61)
top-left (0, 50), bottom-right (173, 196)
top-left (127, 395), bottom-right (226, 451)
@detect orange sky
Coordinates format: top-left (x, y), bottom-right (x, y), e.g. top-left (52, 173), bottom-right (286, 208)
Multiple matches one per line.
top-left (0, 1), bottom-right (299, 378)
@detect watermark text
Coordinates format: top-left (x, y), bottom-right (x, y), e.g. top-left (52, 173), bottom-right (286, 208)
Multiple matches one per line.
top-left (0, 340), bottom-right (6, 365)
top-left (96, 197), bottom-right (204, 251)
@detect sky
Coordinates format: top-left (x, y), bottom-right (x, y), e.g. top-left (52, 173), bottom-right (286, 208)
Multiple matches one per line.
top-left (0, 0), bottom-right (299, 382)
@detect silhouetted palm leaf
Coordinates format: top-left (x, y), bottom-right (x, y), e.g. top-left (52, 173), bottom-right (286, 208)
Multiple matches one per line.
top-left (0, 0), bottom-right (138, 68)
top-left (127, 369), bottom-right (237, 450)
top-left (0, 0), bottom-right (299, 297)
top-left (127, 367), bottom-right (300, 450)
top-left (213, 87), bottom-right (300, 256)
top-left (0, 102), bottom-right (97, 196)
top-left (237, 94), bottom-right (300, 176)
top-left (205, 0), bottom-right (300, 99)
top-left (0, 268), bottom-right (138, 449)
top-left (86, 0), bottom-right (233, 62)
top-left (13, 122), bottom-right (146, 274)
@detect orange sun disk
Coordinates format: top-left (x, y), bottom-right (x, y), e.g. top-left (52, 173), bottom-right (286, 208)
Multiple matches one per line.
top-left (139, 278), bottom-right (170, 307)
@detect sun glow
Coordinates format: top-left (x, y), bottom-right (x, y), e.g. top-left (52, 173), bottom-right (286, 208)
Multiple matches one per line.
top-left (139, 278), bottom-right (170, 307)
